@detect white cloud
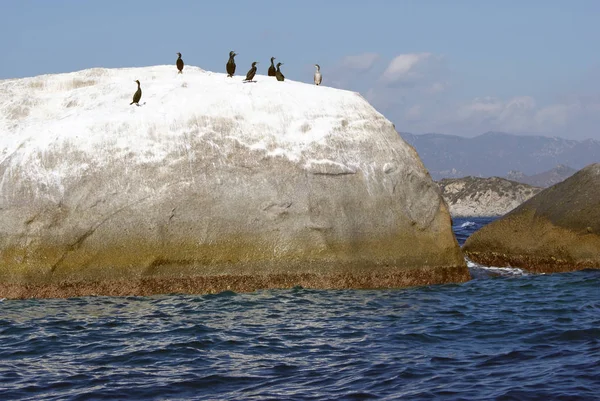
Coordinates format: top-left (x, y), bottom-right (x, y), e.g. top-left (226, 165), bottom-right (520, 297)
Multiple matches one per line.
top-left (453, 96), bottom-right (539, 132)
top-left (426, 82), bottom-right (448, 94)
top-left (340, 53), bottom-right (380, 72)
top-left (406, 94), bottom-right (600, 139)
top-left (381, 53), bottom-right (432, 83)
top-left (337, 52), bottom-right (600, 140)
top-left (534, 104), bottom-right (570, 129)
top-left (458, 96), bottom-right (504, 116)
top-left (405, 105), bottom-right (422, 121)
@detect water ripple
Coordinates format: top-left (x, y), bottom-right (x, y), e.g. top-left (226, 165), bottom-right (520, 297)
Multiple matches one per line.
top-left (1, 219), bottom-right (599, 400)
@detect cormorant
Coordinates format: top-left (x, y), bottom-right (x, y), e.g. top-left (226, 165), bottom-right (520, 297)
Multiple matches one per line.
top-left (268, 57), bottom-right (276, 76)
top-left (275, 62), bottom-right (285, 82)
top-left (314, 64), bottom-right (322, 86)
top-left (176, 52), bottom-right (184, 74)
top-left (244, 61), bottom-right (259, 82)
top-left (130, 80), bottom-right (142, 106)
top-left (226, 51), bottom-right (237, 77)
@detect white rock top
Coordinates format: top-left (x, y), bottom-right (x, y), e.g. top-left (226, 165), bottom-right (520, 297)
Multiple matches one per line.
top-left (0, 65), bottom-right (408, 198)
top-left (0, 66), bottom-right (392, 161)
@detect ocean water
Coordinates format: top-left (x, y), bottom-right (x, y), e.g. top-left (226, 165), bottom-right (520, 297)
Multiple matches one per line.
top-left (1, 218), bottom-right (599, 400)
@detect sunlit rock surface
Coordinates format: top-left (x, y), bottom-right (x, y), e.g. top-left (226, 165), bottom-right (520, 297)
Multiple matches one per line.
top-left (0, 66), bottom-right (467, 298)
top-left (464, 164), bottom-right (600, 273)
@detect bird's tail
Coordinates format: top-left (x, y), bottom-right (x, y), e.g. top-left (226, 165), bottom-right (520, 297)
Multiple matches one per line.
top-left (130, 101), bottom-right (134, 105)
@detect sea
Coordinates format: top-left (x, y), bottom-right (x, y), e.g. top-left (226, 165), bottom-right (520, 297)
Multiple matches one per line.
top-left (1, 217), bottom-right (599, 400)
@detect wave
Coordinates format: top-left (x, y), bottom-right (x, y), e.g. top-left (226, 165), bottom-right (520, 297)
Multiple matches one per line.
top-left (466, 258), bottom-right (530, 278)
top-left (1, 270), bottom-right (597, 401)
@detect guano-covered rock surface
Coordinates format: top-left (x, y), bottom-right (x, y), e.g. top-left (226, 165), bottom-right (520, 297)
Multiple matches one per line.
top-left (0, 66), bottom-right (467, 298)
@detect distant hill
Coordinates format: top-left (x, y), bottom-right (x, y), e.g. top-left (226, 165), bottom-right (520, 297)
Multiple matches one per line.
top-left (506, 164), bottom-right (577, 188)
top-left (401, 131), bottom-right (600, 180)
top-left (437, 177), bottom-right (542, 217)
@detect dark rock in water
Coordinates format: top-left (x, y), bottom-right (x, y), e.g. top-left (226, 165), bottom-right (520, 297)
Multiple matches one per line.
top-left (464, 163), bottom-right (600, 273)
top-left (437, 176), bottom-right (541, 217)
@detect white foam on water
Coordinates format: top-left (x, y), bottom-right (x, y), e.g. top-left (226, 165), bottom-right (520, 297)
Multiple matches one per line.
top-left (466, 258), bottom-right (530, 277)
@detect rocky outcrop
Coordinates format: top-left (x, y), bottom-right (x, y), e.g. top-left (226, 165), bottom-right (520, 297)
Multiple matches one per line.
top-left (464, 164), bottom-right (600, 273)
top-left (0, 66), bottom-right (467, 298)
top-left (437, 177), bottom-right (542, 217)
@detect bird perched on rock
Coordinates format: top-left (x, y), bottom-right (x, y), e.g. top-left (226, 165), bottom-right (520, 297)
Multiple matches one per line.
top-left (130, 80), bottom-right (142, 106)
top-left (226, 51), bottom-right (237, 77)
top-left (176, 52), bottom-right (184, 74)
top-left (275, 62), bottom-right (285, 82)
top-left (268, 57), bottom-right (276, 76)
top-left (244, 61), bottom-right (259, 82)
top-left (314, 64), bottom-right (322, 86)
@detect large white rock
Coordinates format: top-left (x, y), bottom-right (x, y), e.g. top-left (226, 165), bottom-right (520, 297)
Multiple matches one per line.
top-left (0, 66), bottom-right (467, 298)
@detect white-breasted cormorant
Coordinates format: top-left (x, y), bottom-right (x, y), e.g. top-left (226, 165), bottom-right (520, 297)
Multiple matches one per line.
top-left (130, 80), bottom-right (142, 106)
top-left (314, 64), bottom-right (322, 86)
top-left (244, 62), bottom-right (259, 82)
top-left (226, 51), bottom-right (237, 77)
top-left (176, 52), bottom-right (184, 74)
top-left (268, 57), bottom-right (276, 76)
top-left (275, 62), bottom-right (285, 82)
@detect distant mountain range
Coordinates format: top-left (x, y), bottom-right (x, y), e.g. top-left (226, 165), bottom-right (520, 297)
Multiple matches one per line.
top-left (401, 131), bottom-right (600, 181)
top-left (506, 165), bottom-right (577, 188)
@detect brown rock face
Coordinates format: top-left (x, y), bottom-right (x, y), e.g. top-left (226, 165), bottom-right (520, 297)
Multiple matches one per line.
top-left (0, 66), bottom-right (468, 299)
top-left (464, 164), bottom-right (600, 273)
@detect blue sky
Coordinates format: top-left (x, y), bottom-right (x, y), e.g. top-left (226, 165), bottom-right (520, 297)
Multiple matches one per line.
top-left (2, 0), bottom-right (600, 139)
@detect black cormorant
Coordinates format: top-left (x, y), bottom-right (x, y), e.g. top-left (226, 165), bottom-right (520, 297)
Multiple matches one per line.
top-left (130, 80), bottom-right (142, 106)
top-left (244, 61), bottom-right (259, 82)
top-left (176, 52), bottom-right (184, 74)
top-left (314, 64), bottom-right (322, 85)
top-left (275, 62), bottom-right (285, 82)
top-left (268, 57), bottom-right (276, 76)
top-left (226, 51), bottom-right (237, 77)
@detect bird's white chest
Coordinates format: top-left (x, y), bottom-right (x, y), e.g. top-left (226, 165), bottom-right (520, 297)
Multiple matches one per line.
top-left (314, 72), bottom-right (322, 84)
